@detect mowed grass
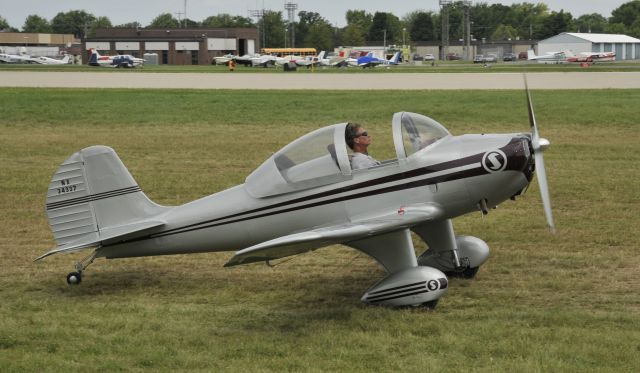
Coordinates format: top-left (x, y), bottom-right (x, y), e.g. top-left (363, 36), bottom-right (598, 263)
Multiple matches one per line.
top-left (1, 88), bottom-right (639, 371)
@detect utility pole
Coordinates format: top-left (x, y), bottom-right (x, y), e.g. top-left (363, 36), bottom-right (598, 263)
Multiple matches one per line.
top-left (284, 2), bottom-right (298, 48)
top-left (462, 1), bottom-right (471, 60)
top-left (249, 9), bottom-right (265, 50)
top-left (440, 0), bottom-right (451, 61)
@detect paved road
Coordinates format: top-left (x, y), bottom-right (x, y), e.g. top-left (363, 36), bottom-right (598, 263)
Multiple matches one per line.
top-left (1, 71), bottom-right (640, 89)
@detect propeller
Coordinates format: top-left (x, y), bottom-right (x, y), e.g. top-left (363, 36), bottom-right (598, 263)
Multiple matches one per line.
top-left (524, 75), bottom-right (555, 233)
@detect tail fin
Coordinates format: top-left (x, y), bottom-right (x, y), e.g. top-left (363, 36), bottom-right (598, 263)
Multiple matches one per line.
top-left (44, 146), bottom-right (167, 251)
top-left (527, 49), bottom-right (536, 60)
top-left (88, 49), bottom-right (98, 66)
top-left (390, 52), bottom-right (401, 64)
top-left (317, 51), bottom-right (325, 60)
top-left (61, 55), bottom-right (70, 64)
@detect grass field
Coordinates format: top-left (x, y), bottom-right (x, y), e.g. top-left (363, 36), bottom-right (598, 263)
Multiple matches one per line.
top-left (1, 88), bottom-right (639, 371)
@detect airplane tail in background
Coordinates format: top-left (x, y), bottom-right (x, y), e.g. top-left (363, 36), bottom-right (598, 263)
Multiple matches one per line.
top-left (527, 49), bottom-right (536, 60)
top-left (390, 51), bottom-right (401, 64)
top-left (61, 55), bottom-right (70, 64)
top-left (38, 146), bottom-right (168, 260)
top-left (317, 51), bottom-right (325, 60)
top-left (88, 49), bottom-right (99, 66)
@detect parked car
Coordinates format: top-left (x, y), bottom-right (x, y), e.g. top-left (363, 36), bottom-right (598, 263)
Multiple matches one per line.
top-left (412, 54), bottom-right (423, 61)
top-left (473, 54), bottom-right (484, 63)
top-left (503, 53), bottom-right (517, 61)
top-left (484, 54), bottom-right (498, 63)
top-left (424, 54), bottom-right (435, 61)
top-left (446, 53), bottom-right (462, 60)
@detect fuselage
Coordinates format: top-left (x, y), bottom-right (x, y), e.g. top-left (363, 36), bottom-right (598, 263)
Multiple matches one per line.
top-left (98, 133), bottom-right (533, 260)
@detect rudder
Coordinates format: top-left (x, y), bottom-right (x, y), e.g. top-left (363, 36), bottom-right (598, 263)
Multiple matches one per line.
top-left (45, 146), bottom-right (166, 248)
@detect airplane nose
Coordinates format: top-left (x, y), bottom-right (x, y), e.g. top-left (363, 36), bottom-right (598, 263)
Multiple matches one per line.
top-left (536, 137), bottom-right (551, 152)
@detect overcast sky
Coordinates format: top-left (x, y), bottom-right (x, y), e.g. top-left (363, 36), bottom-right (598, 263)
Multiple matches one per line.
top-left (1, 0), bottom-right (630, 29)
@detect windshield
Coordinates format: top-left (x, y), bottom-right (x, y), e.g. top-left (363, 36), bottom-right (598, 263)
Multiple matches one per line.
top-left (398, 112), bottom-right (450, 158)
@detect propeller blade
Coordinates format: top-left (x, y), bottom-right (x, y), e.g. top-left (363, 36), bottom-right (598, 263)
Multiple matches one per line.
top-left (535, 152), bottom-right (555, 233)
top-left (524, 74), bottom-right (555, 233)
top-left (523, 74), bottom-right (541, 149)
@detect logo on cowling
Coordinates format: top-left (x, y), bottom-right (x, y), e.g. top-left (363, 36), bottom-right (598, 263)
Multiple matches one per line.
top-left (482, 150), bottom-right (508, 173)
top-left (427, 280), bottom-right (440, 291)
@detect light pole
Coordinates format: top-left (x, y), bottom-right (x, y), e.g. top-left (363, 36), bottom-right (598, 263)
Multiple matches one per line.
top-left (23, 36), bottom-right (28, 47)
top-left (402, 28), bottom-right (406, 47)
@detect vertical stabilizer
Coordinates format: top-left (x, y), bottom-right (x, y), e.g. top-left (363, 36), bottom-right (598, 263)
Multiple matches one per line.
top-left (45, 146), bottom-right (167, 247)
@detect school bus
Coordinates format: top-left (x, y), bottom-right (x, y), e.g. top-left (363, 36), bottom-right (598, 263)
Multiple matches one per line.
top-left (260, 48), bottom-right (317, 57)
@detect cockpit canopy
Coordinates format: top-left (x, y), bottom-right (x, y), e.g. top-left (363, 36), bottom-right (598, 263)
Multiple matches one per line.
top-left (245, 112), bottom-right (451, 198)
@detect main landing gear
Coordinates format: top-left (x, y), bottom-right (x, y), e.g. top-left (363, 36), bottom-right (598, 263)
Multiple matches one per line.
top-left (66, 250), bottom-right (97, 285)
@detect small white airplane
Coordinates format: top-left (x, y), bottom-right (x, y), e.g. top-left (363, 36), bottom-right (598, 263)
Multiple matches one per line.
top-left (295, 51), bottom-right (326, 67)
top-left (88, 49), bottom-right (144, 68)
top-left (36, 77), bottom-right (554, 308)
top-left (30, 55), bottom-right (72, 65)
top-left (527, 49), bottom-right (569, 64)
top-left (0, 47), bottom-right (34, 64)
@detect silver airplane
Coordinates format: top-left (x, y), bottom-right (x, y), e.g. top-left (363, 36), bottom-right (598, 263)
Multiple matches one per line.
top-left (36, 79), bottom-right (553, 308)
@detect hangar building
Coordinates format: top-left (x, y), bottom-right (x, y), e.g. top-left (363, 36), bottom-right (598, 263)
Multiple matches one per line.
top-left (84, 27), bottom-right (258, 65)
top-left (538, 32), bottom-right (640, 60)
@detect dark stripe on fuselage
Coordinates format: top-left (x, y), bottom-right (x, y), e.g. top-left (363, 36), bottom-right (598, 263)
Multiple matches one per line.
top-left (123, 137), bottom-right (530, 244)
top-left (151, 151), bottom-right (486, 237)
top-left (46, 186), bottom-right (142, 210)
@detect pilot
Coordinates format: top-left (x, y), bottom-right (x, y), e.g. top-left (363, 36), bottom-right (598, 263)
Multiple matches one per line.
top-left (345, 122), bottom-right (380, 170)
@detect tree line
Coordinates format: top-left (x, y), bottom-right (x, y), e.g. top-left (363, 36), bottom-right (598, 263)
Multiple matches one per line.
top-left (1, 1), bottom-right (639, 51)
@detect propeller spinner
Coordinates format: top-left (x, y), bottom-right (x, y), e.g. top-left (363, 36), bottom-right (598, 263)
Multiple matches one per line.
top-left (524, 75), bottom-right (555, 233)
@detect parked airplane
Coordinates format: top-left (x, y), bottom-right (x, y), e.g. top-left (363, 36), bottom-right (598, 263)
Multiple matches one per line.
top-left (88, 49), bottom-right (144, 68)
top-left (349, 51), bottom-right (402, 68)
top-left (36, 77), bottom-right (553, 308)
top-left (295, 51), bottom-right (326, 67)
top-left (527, 49), bottom-right (569, 64)
top-left (31, 55), bottom-right (71, 65)
top-left (566, 51), bottom-right (616, 63)
top-left (0, 47), bottom-right (34, 64)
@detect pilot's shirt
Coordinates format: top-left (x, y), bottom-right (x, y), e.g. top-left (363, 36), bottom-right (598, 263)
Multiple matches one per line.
top-left (351, 152), bottom-right (380, 170)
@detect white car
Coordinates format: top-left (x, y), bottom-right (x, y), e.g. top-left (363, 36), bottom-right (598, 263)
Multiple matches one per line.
top-left (424, 54), bottom-right (435, 61)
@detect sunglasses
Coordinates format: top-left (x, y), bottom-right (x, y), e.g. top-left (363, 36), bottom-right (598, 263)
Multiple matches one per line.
top-left (355, 131), bottom-right (369, 137)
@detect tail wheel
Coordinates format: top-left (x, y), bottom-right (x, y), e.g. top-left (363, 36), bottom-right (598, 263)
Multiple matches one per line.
top-left (66, 272), bottom-right (82, 285)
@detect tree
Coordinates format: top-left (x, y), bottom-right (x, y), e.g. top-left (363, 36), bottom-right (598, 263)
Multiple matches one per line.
top-left (0, 15), bottom-right (18, 31)
top-left (407, 11), bottom-right (435, 41)
top-left (341, 24), bottom-right (365, 46)
top-left (295, 11), bottom-right (331, 48)
top-left (539, 10), bottom-right (574, 39)
top-left (23, 15), bottom-right (51, 33)
top-left (605, 22), bottom-right (628, 34)
top-left (367, 12), bottom-right (400, 44)
top-left (51, 10), bottom-right (96, 38)
top-left (115, 22), bottom-right (142, 28)
top-left (346, 10), bottom-right (372, 31)
top-left (575, 13), bottom-right (608, 33)
top-left (491, 24), bottom-right (518, 40)
top-left (629, 18), bottom-right (640, 38)
top-left (508, 2), bottom-right (550, 40)
top-left (202, 14), bottom-right (253, 28)
top-left (303, 20), bottom-right (334, 51)
top-left (610, 0), bottom-right (640, 27)
top-left (260, 11), bottom-right (286, 48)
top-left (149, 13), bottom-right (180, 28)
top-left (87, 16), bottom-right (112, 37)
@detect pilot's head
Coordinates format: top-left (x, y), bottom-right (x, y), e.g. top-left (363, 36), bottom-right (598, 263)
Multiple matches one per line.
top-left (346, 122), bottom-right (371, 151)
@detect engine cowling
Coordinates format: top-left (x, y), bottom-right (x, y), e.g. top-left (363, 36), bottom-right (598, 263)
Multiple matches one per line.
top-left (361, 266), bottom-right (448, 307)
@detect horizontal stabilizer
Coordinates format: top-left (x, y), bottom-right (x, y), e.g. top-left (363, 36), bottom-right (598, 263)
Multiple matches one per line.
top-left (224, 203), bottom-right (441, 267)
top-left (35, 219), bottom-right (165, 261)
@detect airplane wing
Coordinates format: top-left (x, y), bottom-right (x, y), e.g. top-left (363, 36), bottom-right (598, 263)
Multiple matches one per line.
top-left (224, 203), bottom-right (442, 267)
top-left (35, 219), bottom-right (165, 261)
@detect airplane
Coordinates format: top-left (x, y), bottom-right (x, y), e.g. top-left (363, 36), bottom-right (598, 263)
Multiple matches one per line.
top-left (88, 48), bottom-right (144, 68)
top-left (527, 49), bottom-right (569, 64)
top-left (35, 77), bottom-right (553, 309)
top-left (0, 47), bottom-right (35, 64)
top-left (349, 51), bottom-right (402, 68)
top-left (30, 55), bottom-right (72, 65)
top-left (376, 52), bottom-right (402, 67)
top-left (295, 51), bottom-right (326, 67)
top-left (566, 51), bottom-right (616, 63)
